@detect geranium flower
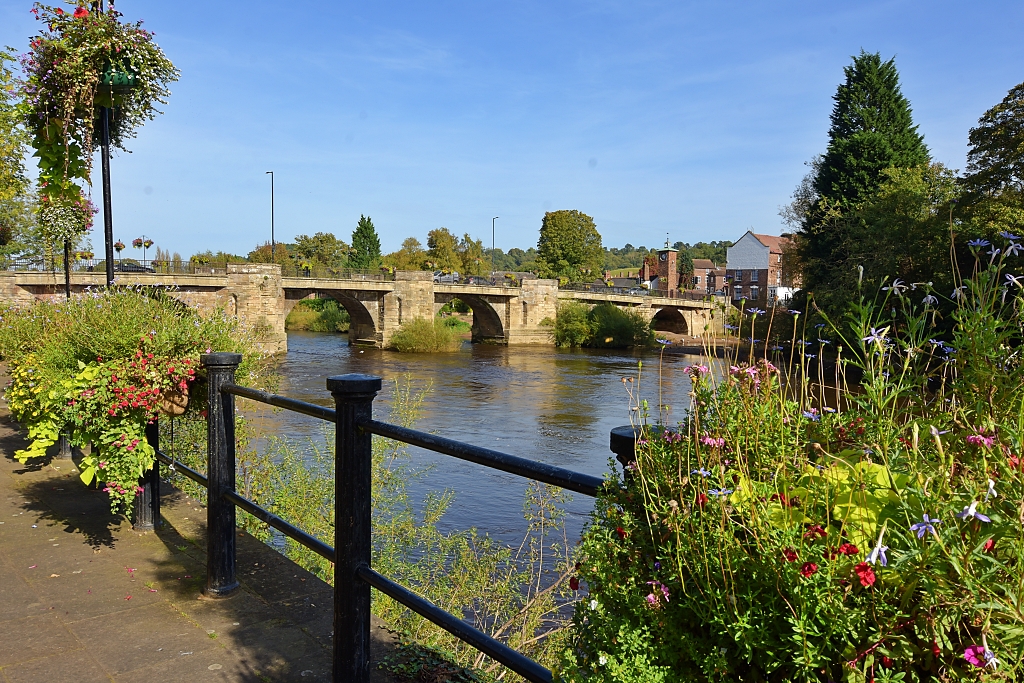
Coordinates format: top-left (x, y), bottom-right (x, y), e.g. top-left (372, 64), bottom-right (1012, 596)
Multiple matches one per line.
top-left (73, 6), bottom-right (88, 18)
top-left (966, 429), bottom-right (996, 448)
top-left (910, 513), bottom-right (941, 539)
top-left (983, 538), bottom-right (996, 553)
top-left (964, 644), bottom-right (999, 669)
top-left (782, 547), bottom-right (798, 562)
top-left (853, 562), bottom-right (876, 587)
top-left (804, 525), bottom-right (827, 540)
top-left (799, 562), bottom-right (818, 578)
top-left (837, 542), bottom-right (859, 556)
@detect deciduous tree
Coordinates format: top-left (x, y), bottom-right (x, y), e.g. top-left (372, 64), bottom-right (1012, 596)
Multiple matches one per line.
top-left (426, 228), bottom-right (461, 272)
top-left (536, 210), bottom-right (602, 281)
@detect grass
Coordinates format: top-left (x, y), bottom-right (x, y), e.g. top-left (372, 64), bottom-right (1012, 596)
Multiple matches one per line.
top-left (285, 299), bottom-right (350, 332)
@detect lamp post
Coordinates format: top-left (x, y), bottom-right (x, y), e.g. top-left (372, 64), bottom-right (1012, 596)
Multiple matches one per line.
top-left (265, 171), bottom-right (275, 263)
top-left (491, 216), bottom-right (499, 274)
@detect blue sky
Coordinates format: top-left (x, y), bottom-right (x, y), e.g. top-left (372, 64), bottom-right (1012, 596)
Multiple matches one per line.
top-left (2, 1), bottom-right (1022, 256)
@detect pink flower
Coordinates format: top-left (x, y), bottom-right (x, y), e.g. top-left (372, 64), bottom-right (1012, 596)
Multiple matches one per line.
top-left (964, 645), bottom-right (985, 667)
top-left (645, 580), bottom-right (669, 608)
top-left (967, 429), bottom-right (996, 448)
top-left (700, 435), bottom-right (725, 449)
top-left (853, 562), bottom-right (876, 587)
top-left (686, 364), bottom-right (709, 375)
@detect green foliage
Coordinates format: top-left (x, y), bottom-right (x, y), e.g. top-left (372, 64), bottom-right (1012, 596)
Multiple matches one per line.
top-left (0, 50), bottom-right (34, 254)
top-left (798, 51), bottom-right (930, 317)
top-left (384, 237), bottom-right (427, 271)
top-left (439, 315), bottom-right (471, 333)
top-left (285, 299), bottom-right (351, 333)
top-left (490, 246), bottom-right (539, 273)
top-left (427, 227), bottom-right (462, 272)
top-left (0, 287), bottom-right (269, 513)
top-left (553, 302), bottom-right (652, 349)
top-left (19, 3), bottom-right (178, 234)
top-left (293, 231), bottom-right (350, 270)
top-left (964, 80), bottom-right (1024, 198)
top-left (246, 241), bottom-right (290, 265)
top-left (537, 210), bottom-right (603, 281)
top-left (439, 298), bottom-right (471, 315)
top-left (350, 215), bottom-right (382, 269)
top-left (388, 317), bottom-right (464, 353)
top-left (560, 241), bottom-right (1024, 681)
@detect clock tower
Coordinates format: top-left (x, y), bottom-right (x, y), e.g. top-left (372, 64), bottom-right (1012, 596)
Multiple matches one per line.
top-left (638, 241), bottom-right (679, 294)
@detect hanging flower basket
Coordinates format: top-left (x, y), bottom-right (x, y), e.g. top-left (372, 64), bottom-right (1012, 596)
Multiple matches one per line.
top-left (99, 63), bottom-right (138, 94)
top-left (158, 387), bottom-right (189, 416)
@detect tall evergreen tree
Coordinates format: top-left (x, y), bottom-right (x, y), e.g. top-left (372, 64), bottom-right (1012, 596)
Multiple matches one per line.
top-left (350, 215), bottom-right (381, 269)
top-left (798, 51), bottom-right (929, 310)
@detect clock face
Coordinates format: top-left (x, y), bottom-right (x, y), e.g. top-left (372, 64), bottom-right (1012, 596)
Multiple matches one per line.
top-left (659, 253), bottom-right (667, 261)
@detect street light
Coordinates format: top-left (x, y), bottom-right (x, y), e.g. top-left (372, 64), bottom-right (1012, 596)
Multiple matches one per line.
top-left (492, 216), bottom-right (499, 274)
top-left (265, 171), bottom-right (275, 262)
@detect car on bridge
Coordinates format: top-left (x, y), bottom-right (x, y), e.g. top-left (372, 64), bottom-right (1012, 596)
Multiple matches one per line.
top-left (433, 271), bottom-right (460, 284)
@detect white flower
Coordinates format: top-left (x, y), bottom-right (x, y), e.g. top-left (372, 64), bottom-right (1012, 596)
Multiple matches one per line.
top-left (598, 655), bottom-right (608, 666)
top-left (985, 479), bottom-right (997, 502)
top-left (589, 599), bottom-right (599, 610)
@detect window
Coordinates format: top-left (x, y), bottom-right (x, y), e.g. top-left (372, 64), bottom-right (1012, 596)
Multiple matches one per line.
top-left (733, 285), bottom-right (743, 300)
top-left (693, 276), bottom-right (700, 285)
top-left (750, 286), bottom-right (760, 300)
top-left (750, 270), bottom-right (759, 282)
top-left (734, 270), bottom-right (743, 281)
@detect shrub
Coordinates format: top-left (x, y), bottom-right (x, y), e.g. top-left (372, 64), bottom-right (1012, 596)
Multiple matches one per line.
top-left (439, 315), bottom-right (471, 333)
top-left (285, 298), bottom-right (350, 332)
top-left (553, 302), bottom-right (653, 349)
top-left (0, 286), bottom-right (269, 512)
top-left (389, 317), bottom-right (463, 353)
top-left (560, 239), bottom-right (1024, 681)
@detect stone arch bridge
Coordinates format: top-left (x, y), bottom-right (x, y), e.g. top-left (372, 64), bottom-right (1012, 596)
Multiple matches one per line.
top-left (0, 265), bottom-right (722, 353)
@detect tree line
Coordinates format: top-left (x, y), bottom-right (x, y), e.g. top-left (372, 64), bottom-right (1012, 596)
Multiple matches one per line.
top-left (787, 50), bottom-right (1024, 320)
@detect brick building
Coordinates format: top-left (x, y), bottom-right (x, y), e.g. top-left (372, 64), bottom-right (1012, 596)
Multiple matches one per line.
top-left (725, 231), bottom-right (799, 307)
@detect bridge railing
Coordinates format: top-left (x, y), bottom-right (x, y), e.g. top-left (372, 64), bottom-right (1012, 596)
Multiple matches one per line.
top-left (561, 282), bottom-right (713, 301)
top-left (146, 353), bottom-right (613, 683)
top-left (281, 264), bottom-right (397, 281)
top-left (0, 257), bottom-right (235, 275)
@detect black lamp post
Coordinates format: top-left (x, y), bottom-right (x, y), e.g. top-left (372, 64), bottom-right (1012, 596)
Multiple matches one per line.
top-left (266, 171), bottom-right (275, 262)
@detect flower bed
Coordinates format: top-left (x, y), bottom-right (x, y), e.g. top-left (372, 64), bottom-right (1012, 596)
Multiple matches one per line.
top-left (560, 239), bottom-right (1024, 681)
top-left (0, 287), bottom-right (267, 512)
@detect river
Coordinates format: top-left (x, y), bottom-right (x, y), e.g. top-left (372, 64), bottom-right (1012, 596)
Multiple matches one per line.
top-left (257, 332), bottom-right (705, 545)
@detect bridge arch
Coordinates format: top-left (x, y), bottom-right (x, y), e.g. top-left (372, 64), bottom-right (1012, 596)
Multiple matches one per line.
top-left (438, 293), bottom-right (506, 343)
top-left (325, 291), bottom-right (380, 345)
top-left (650, 307), bottom-right (688, 335)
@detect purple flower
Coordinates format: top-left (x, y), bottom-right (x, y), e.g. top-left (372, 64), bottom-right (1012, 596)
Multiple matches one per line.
top-left (862, 327), bottom-right (888, 344)
top-left (656, 338), bottom-right (672, 345)
top-left (999, 231), bottom-right (1021, 241)
top-left (691, 467), bottom-right (712, 478)
top-left (910, 513), bottom-right (941, 539)
top-left (967, 238), bottom-right (991, 248)
top-left (708, 488), bottom-right (733, 497)
top-left (956, 501), bottom-right (991, 523)
top-left (802, 409), bottom-right (820, 422)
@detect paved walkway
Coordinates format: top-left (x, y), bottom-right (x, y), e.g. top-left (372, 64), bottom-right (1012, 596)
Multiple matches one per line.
top-left (0, 394), bottom-right (400, 682)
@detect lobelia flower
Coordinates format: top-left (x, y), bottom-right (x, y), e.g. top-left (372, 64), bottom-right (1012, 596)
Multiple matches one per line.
top-left (802, 409), bottom-right (820, 422)
top-left (999, 230), bottom-right (1022, 240)
top-left (956, 501), bottom-right (991, 523)
top-left (910, 513), bottom-right (941, 539)
top-left (1006, 273), bottom-right (1024, 288)
top-left (708, 488), bottom-right (733, 497)
top-left (985, 479), bottom-right (997, 502)
top-left (691, 467), bottom-right (712, 478)
top-left (967, 238), bottom-right (991, 248)
top-left (1005, 242), bottom-right (1022, 257)
top-left (922, 294), bottom-right (938, 305)
top-left (862, 327), bottom-right (888, 344)
top-left (867, 527), bottom-right (888, 566)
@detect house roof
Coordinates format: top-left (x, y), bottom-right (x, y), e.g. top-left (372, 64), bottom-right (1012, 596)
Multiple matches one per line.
top-left (692, 258), bottom-right (717, 269)
top-left (752, 233), bottom-right (788, 254)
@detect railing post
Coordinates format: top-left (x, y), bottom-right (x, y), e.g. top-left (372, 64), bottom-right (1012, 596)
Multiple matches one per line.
top-left (132, 419), bottom-right (161, 531)
top-left (610, 425), bottom-right (640, 478)
top-left (328, 373), bottom-right (382, 683)
top-left (202, 352), bottom-right (242, 597)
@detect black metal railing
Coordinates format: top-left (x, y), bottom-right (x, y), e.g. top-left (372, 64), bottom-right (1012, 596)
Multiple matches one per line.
top-left (141, 353), bottom-right (612, 683)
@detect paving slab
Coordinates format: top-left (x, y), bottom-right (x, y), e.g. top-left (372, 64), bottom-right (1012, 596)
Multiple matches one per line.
top-left (0, 372), bottom-right (402, 683)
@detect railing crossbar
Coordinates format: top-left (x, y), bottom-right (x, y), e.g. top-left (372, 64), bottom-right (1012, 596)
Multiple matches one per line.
top-left (223, 384), bottom-right (335, 422)
top-left (155, 450), bottom-right (335, 563)
top-left (355, 565), bottom-right (552, 683)
top-left (360, 420), bottom-right (603, 498)
top-left (155, 450), bottom-right (208, 487)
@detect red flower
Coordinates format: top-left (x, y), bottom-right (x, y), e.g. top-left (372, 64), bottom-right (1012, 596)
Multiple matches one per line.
top-left (881, 656), bottom-right (893, 667)
top-left (854, 562), bottom-right (876, 587)
top-left (983, 538), bottom-right (995, 553)
top-left (799, 562), bottom-right (818, 578)
top-left (615, 526), bottom-right (627, 540)
top-left (932, 641), bottom-right (941, 657)
top-left (803, 524), bottom-right (826, 540)
top-left (838, 543), bottom-right (859, 556)
top-left (782, 547), bottom-right (798, 563)
top-left (697, 493), bottom-right (708, 507)
top-left (56, 7), bottom-right (64, 14)
top-left (73, 6), bottom-right (88, 18)
top-left (569, 577), bottom-right (580, 590)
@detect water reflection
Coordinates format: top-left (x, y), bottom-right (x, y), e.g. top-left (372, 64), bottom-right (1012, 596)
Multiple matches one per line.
top-left (255, 332), bottom-right (704, 545)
